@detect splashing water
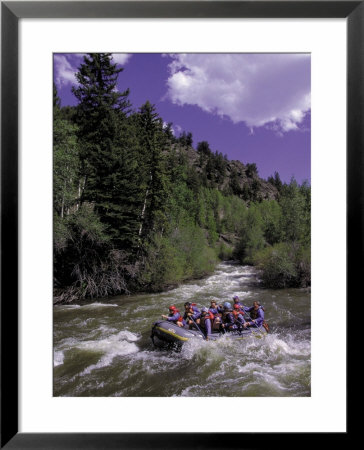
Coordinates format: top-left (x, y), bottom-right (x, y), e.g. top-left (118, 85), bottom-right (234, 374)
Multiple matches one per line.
top-left (54, 262), bottom-right (310, 397)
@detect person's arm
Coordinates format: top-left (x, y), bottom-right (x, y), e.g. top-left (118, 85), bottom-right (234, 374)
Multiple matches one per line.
top-left (192, 311), bottom-right (201, 320)
top-left (238, 314), bottom-right (246, 324)
top-left (166, 312), bottom-right (180, 322)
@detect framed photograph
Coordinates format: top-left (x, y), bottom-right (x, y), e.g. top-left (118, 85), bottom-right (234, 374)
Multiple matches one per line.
top-left (2, 1), bottom-right (356, 448)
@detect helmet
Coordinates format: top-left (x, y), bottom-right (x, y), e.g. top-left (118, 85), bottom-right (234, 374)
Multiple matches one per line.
top-left (184, 302), bottom-right (191, 308)
top-left (169, 305), bottom-right (177, 311)
top-left (233, 295), bottom-right (240, 301)
top-left (223, 302), bottom-right (232, 309)
top-left (201, 307), bottom-right (208, 313)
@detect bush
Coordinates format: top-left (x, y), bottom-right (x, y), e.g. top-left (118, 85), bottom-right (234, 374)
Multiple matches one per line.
top-left (235, 203), bottom-right (265, 264)
top-left (216, 242), bottom-right (234, 260)
top-left (54, 206), bottom-right (136, 299)
top-left (253, 242), bottom-right (310, 288)
top-left (140, 222), bottom-right (218, 292)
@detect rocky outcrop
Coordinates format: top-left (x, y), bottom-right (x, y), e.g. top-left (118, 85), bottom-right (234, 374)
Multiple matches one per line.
top-left (171, 143), bottom-right (278, 202)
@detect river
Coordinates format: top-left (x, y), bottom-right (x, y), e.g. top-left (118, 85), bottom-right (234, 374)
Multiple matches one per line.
top-left (54, 262), bottom-right (311, 397)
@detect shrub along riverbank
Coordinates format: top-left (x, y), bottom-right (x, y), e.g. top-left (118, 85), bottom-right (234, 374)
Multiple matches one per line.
top-left (53, 53), bottom-right (310, 303)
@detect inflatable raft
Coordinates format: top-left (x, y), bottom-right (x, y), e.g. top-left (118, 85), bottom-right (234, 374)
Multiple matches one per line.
top-left (151, 320), bottom-right (267, 350)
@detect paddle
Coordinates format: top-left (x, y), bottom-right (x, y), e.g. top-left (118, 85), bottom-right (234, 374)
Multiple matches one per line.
top-left (190, 316), bottom-right (206, 340)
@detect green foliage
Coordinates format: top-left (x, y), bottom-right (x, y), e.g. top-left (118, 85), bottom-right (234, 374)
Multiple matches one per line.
top-left (236, 204), bottom-right (265, 264)
top-left (280, 178), bottom-right (309, 242)
top-left (136, 101), bottom-right (170, 239)
top-left (234, 176), bottom-right (311, 287)
top-left (54, 206), bottom-right (110, 287)
top-left (178, 131), bottom-right (193, 147)
top-left (53, 53), bottom-right (311, 300)
top-left (53, 86), bottom-right (79, 218)
top-left (140, 223), bottom-right (218, 292)
top-left (216, 242), bottom-right (234, 260)
top-left (229, 168), bottom-right (243, 196)
top-left (72, 53), bottom-right (130, 202)
top-left (220, 195), bottom-right (247, 234)
top-left (256, 200), bottom-right (283, 245)
top-left (253, 242), bottom-right (310, 288)
top-left (246, 162), bottom-right (258, 177)
top-left (268, 171), bottom-right (283, 196)
top-left (163, 122), bottom-right (176, 143)
top-left (197, 141), bottom-right (211, 156)
top-left (71, 53), bottom-right (145, 249)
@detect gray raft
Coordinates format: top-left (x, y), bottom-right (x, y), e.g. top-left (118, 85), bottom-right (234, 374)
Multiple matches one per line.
top-left (151, 320), bottom-right (267, 349)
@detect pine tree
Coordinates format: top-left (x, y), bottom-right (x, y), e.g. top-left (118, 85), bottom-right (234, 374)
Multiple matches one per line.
top-left (72, 53), bottom-right (131, 206)
top-left (72, 53), bottom-right (141, 247)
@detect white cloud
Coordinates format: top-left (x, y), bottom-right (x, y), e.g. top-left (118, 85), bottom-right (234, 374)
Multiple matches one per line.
top-left (112, 54), bottom-right (132, 65)
top-left (54, 54), bottom-right (78, 87)
top-left (166, 54), bottom-right (311, 133)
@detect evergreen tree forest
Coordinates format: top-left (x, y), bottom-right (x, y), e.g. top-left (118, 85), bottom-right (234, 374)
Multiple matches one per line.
top-left (54, 53), bottom-right (311, 303)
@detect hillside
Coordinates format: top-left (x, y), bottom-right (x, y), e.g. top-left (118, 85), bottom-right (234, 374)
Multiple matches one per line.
top-left (172, 142), bottom-right (278, 202)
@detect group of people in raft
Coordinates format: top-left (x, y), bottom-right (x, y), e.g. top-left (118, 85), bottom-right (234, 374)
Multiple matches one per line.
top-left (161, 295), bottom-right (267, 340)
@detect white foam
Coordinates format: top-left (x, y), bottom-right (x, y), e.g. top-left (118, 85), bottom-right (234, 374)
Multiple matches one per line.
top-left (55, 304), bottom-right (81, 311)
top-left (80, 340), bottom-right (139, 376)
top-left (54, 329), bottom-right (141, 372)
top-left (266, 335), bottom-right (310, 357)
top-left (54, 350), bottom-right (64, 367)
top-left (83, 303), bottom-right (119, 308)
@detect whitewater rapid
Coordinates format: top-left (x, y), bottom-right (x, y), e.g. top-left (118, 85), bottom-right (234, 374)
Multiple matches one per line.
top-left (54, 262), bottom-right (311, 397)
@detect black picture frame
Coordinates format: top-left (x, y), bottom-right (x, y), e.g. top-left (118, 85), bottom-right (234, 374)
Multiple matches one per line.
top-left (1, 1), bottom-right (357, 448)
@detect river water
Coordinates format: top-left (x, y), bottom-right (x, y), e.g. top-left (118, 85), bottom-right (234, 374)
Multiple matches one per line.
top-left (54, 262), bottom-right (311, 397)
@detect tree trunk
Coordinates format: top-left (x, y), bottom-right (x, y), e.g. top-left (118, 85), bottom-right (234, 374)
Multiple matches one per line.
top-left (138, 173), bottom-right (152, 237)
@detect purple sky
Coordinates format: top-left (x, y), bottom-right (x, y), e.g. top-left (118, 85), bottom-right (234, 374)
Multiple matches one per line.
top-left (54, 53), bottom-right (311, 184)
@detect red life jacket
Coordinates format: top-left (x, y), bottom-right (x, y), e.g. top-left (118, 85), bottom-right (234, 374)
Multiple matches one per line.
top-left (169, 309), bottom-right (182, 323)
top-left (206, 311), bottom-right (214, 320)
top-left (201, 311), bottom-right (214, 325)
top-left (232, 310), bottom-right (241, 319)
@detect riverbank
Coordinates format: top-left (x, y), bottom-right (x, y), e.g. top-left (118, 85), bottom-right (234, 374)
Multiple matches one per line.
top-left (54, 256), bottom-right (234, 305)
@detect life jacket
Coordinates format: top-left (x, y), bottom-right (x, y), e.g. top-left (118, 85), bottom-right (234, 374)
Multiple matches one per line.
top-left (222, 310), bottom-right (233, 323)
top-left (202, 311), bottom-right (214, 321)
top-left (200, 312), bottom-right (214, 330)
top-left (184, 305), bottom-right (199, 321)
top-left (249, 307), bottom-right (268, 331)
top-left (232, 310), bottom-right (241, 319)
top-left (250, 308), bottom-right (260, 320)
top-left (177, 315), bottom-right (184, 323)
